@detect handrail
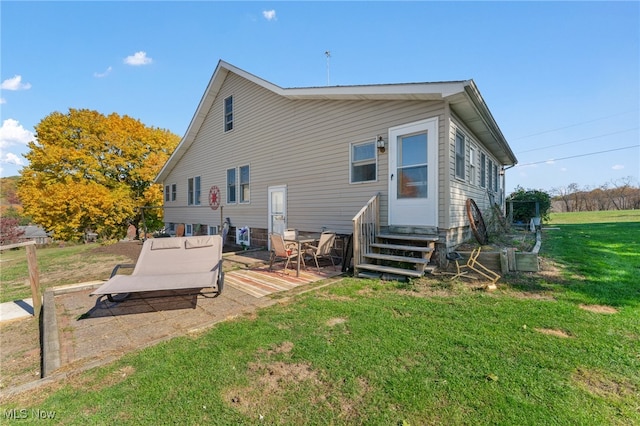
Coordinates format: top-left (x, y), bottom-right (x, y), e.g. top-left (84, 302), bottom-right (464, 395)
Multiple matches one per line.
top-left (351, 193), bottom-right (380, 276)
top-left (0, 241), bottom-right (36, 251)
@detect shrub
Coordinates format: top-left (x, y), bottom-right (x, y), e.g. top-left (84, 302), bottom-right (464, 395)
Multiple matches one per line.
top-left (507, 186), bottom-right (551, 223)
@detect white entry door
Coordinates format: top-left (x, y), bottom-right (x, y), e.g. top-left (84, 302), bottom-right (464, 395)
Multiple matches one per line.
top-left (388, 118), bottom-right (438, 227)
top-left (268, 185), bottom-right (287, 238)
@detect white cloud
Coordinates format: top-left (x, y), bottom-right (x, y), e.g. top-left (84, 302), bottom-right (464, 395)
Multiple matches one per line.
top-left (2, 152), bottom-right (25, 166)
top-left (1, 75), bottom-right (32, 90)
top-left (0, 98), bottom-right (5, 104)
top-left (545, 159), bottom-right (555, 165)
top-left (0, 119), bottom-right (34, 149)
top-left (94, 66), bottom-right (113, 78)
top-left (612, 164), bottom-right (625, 170)
top-left (263, 9), bottom-right (277, 21)
top-left (124, 51), bottom-right (153, 66)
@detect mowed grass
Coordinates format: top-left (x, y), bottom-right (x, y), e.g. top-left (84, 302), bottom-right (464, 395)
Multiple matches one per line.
top-left (0, 244), bottom-right (130, 303)
top-left (549, 208), bottom-right (640, 224)
top-left (1, 215), bottom-right (638, 424)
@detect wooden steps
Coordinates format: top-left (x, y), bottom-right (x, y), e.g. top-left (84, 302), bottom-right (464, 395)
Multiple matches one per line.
top-left (356, 232), bottom-right (439, 280)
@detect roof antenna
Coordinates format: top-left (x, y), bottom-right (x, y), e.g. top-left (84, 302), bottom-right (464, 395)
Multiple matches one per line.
top-left (325, 50), bottom-right (331, 86)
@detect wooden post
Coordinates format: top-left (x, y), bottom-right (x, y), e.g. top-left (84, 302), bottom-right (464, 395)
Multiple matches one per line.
top-left (219, 205), bottom-right (223, 235)
top-left (25, 243), bottom-right (42, 320)
top-left (507, 248), bottom-right (517, 272)
top-left (500, 249), bottom-right (509, 275)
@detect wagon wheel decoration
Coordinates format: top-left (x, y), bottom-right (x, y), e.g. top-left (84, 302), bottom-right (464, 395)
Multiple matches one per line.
top-left (209, 185), bottom-right (221, 210)
top-left (466, 198), bottom-right (489, 245)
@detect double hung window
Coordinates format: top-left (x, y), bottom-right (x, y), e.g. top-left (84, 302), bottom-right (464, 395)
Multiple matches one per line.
top-left (455, 131), bottom-right (465, 180)
top-left (188, 176), bottom-right (201, 205)
top-left (480, 152), bottom-right (487, 188)
top-left (227, 165), bottom-right (250, 203)
top-left (350, 141), bottom-right (376, 183)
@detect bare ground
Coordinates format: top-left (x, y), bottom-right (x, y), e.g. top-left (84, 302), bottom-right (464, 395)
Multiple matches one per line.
top-left (0, 242), bottom-right (142, 392)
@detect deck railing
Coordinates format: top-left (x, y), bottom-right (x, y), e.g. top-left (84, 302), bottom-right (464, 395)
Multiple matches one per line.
top-left (351, 193), bottom-right (380, 276)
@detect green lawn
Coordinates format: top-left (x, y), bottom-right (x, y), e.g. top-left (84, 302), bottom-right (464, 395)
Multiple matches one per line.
top-left (549, 209), bottom-right (640, 224)
top-left (1, 215), bottom-right (638, 424)
top-left (0, 244), bottom-right (129, 303)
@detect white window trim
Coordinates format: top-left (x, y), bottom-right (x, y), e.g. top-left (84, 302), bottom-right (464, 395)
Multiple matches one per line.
top-left (469, 145), bottom-right (477, 186)
top-left (187, 176), bottom-right (201, 206)
top-left (239, 164), bottom-right (250, 204)
top-left (454, 130), bottom-right (466, 181)
top-left (480, 152), bottom-right (487, 188)
top-left (226, 168), bottom-right (237, 204)
top-left (349, 140), bottom-right (378, 184)
top-left (224, 95), bottom-right (233, 132)
top-left (227, 165), bottom-right (251, 204)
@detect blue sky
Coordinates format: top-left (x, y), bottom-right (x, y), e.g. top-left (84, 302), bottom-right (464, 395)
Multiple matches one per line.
top-left (1, 1), bottom-right (638, 195)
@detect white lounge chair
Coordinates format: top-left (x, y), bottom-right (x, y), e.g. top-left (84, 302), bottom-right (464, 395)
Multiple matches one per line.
top-left (91, 235), bottom-right (224, 302)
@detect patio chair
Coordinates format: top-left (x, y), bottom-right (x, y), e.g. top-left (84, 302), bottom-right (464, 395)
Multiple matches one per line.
top-left (269, 233), bottom-right (304, 275)
top-left (305, 232), bottom-right (336, 271)
top-left (449, 247), bottom-right (500, 289)
top-left (283, 229), bottom-right (298, 240)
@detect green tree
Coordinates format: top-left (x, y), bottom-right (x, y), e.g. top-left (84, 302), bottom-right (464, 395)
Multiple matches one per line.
top-left (17, 109), bottom-right (180, 241)
top-left (507, 186), bottom-right (552, 223)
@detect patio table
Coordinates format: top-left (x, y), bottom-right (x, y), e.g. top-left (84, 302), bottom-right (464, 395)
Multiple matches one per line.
top-left (284, 235), bottom-right (317, 277)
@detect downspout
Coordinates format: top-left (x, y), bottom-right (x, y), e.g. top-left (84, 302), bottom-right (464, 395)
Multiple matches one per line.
top-left (443, 101), bottom-right (452, 230)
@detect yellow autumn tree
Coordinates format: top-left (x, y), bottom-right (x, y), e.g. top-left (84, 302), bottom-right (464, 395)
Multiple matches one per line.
top-left (18, 109), bottom-right (180, 241)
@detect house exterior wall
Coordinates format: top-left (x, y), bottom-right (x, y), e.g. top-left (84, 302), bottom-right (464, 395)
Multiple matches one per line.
top-left (162, 72), bottom-right (451, 247)
top-left (445, 114), bottom-right (505, 248)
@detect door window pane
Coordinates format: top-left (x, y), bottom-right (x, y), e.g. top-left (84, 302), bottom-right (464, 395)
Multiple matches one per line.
top-left (399, 133), bottom-right (427, 167)
top-left (397, 133), bottom-right (428, 199)
top-left (398, 166), bottom-right (428, 198)
top-left (271, 191), bottom-right (284, 214)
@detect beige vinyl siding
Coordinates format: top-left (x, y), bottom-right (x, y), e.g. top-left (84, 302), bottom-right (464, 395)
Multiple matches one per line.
top-left (164, 72), bottom-right (446, 234)
top-left (447, 115), bottom-right (501, 232)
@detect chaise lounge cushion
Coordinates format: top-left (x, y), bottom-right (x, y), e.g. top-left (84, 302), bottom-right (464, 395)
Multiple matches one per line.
top-left (91, 235), bottom-right (223, 299)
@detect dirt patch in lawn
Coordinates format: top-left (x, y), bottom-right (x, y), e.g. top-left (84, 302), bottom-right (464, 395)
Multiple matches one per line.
top-left (578, 304), bottom-right (618, 314)
top-left (534, 328), bottom-right (572, 338)
top-left (573, 367), bottom-right (637, 399)
top-left (90, 241), bottom-right (142, 263)
top-left (0, 318), bottom-right (41, 390)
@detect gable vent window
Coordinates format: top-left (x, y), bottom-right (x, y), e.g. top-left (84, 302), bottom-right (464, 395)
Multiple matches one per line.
top-left (224, 96), bottom-right (233, 132)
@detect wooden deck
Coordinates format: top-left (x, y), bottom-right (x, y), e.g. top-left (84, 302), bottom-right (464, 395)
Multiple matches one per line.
top-left (225, 265), bottom-right (342, 298)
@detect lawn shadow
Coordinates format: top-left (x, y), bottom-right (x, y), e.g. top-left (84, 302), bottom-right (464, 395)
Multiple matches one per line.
top-left (523, 223), bottom-right (640, 308)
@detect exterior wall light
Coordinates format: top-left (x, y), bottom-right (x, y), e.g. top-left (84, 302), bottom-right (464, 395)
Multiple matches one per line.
top-left (377, 136), bottom-right (386, 153)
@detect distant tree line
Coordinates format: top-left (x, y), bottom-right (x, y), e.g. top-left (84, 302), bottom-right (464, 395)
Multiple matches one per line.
top-left (551, 177), bottom-right (639, 212)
